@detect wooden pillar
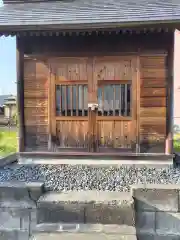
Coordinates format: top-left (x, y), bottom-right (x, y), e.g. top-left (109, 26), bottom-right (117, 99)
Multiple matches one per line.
top-left (88, 106), bottom-right (98, 152)
top-left (16, 36), bottom-right (25, 152)
top-left (165, 33), bottom-right (174, 154)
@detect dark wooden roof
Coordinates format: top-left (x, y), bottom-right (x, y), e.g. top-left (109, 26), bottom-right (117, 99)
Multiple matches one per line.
top-left (0, 0), bottom-right (180, 33)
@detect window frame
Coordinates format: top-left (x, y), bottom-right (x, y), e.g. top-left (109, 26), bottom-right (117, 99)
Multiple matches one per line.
top-left (54, 80), bottom-right (132, 121)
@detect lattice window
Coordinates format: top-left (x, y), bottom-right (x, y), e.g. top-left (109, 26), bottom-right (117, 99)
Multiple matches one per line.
top-left (56, 84), bottom-right (88, 116)
top-left (97, 84), bottom-right (131, 116)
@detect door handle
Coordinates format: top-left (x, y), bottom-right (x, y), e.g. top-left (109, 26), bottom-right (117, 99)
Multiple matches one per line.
top-left (88, 103), bottom-right (99, 111)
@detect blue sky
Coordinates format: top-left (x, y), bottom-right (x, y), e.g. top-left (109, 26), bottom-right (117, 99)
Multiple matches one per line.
top-left (0, 0), bottom-right (16, 95)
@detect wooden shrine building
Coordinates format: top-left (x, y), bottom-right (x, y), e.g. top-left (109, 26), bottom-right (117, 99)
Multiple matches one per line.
top-left (0, 0), bottom-right (179, 157)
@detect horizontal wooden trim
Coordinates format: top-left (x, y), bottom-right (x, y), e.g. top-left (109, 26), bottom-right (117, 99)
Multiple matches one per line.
top-left (56, 116), bottom-right (88, 121)
top-left (55, 80), bottom-right (131, 86)
top-left (55, 80), bottom-right (87, 85)
top-left (26, 53), bottom-right (138, 60)
top-left (24, 51), bottom-right (168, 60)
top-left (98, 80), bottom-right (131, 85)
top-left (55, 116), bottom-right (132, 121)
top-left (48, 57), bottom-right (89, 61)
top-left (97, 116), bottom-right (132, 121)
top-left (93, 56), bottom-right (135, 61)
top-left (140, 52), bottom-right (168, 57)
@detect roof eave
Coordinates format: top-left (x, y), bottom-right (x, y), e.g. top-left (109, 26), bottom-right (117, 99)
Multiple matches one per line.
top-left (1, 19), bottom-right (180, 34)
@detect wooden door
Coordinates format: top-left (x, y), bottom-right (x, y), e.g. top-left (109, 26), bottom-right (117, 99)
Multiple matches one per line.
top-left (49, 57), bottom-right (90, 151)
top-left (92, 56), bottom-right (139, 152)
top-left (49, 56), bottom-right (139, 152)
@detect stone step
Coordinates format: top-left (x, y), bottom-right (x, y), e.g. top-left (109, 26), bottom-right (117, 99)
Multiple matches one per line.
top-left (31, 233), bottom-right (137, 240)
top-left (37, 191), bottom-right (135, 225)
top-left (34, 222), bottom-right (136, 235)
top-left (0, 182), bottom-right (44, 202)
top-left (0, 230), bottom-right (29, 240)
top-left (0, 182), bottom-right (44, 237)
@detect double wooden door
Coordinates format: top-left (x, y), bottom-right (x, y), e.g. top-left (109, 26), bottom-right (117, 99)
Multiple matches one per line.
top-left (49, 56), bottom-right (138, 152)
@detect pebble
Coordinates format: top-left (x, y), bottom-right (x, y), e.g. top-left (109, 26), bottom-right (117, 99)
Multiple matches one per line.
top-left (0, 163), bottom-right (180, 191)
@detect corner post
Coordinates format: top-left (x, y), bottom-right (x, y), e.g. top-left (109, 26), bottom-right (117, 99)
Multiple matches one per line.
top-left (165, 33), bottom-right (174, 154)
top-left (16, 36), bottom-right (25, 152)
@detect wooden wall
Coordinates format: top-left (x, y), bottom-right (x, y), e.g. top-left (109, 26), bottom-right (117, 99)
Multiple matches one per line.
top-left (139, 55), bottom-right (167, 153)
top-left (21, 32), bottom-right (173, 152)
top-left (23, 58), bottom-right (49, 150)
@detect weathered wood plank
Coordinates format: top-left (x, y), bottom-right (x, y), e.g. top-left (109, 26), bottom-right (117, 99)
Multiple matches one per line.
top-left (49, 57), bottom-right (88, 81)
top-left (24, 99), bottom-right (48, 108)
top-left (141, 88), bottom-right (166, 97)
top-left (140, 123), bottom-right (166, 135)
top-left (25, 125), bottom-right (48, 134)
top-left (56, 120), bottom-right (89, 148)
top-left (140, 97), bottom-right (166, 107)
top-left (140, 56), bottom-right (166, 69)
top-left (24, 88), bottom-right (48, 97)
top-left (24, 107), bottom-right (48, 116)
top-left (24, 77), bottom-right (47, 89)
top-left (140, 117), bottom-right (166, 125)
top-left (24, 59), bottom-right (49, 150)
top-left (141, 78), bottom-right (166, 88)
top-left (140, 107), bottom-right (166, 118)
top-left (97, 120), bottom-right (135, 148)
top-left (94, 58), bottom-right (132, 81)
top-left (141, 69), bottom-right (167, 79)
top-left (140, 54), bottom-right (167, 153)
top-left (24, 116), bottom-right (48, 125)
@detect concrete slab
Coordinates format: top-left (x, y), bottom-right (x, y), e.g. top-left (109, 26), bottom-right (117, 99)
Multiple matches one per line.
top-left (37, 191), bottom-right (134, 225)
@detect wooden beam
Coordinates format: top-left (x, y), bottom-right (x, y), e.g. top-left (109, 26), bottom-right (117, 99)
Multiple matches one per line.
top-left (16, 36), bottom-right (25, 152)
top-left (165, 33), bottom-right (174, 154)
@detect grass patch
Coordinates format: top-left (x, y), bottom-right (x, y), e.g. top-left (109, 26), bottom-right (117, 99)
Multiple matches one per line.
top-left (174, 133), bottom-right (180, 152)
top-left (174, 144), bottom-right (180, 152)
top-left (0, 129), bottom-right (17, 157)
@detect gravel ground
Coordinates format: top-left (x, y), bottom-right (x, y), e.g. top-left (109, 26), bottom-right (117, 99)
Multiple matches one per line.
top-left (0, 163), bottom-right (180, 191)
